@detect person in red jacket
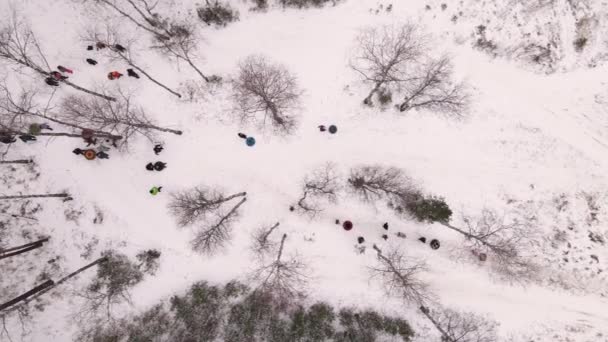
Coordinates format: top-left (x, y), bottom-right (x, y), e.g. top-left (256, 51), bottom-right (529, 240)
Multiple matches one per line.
top-left (57, 65), bottom-right (73, 74)
top-left (107, 71), bottom-right (123, 80)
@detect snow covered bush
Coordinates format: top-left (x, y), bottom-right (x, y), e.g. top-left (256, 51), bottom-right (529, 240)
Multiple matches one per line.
top-left (232, 55), bottom-right (302, 134)
top-left (197, 0), bottom-right (239, 27)
top-left (351, 24), bottom-right (469, 116)
top-left (135, 249), bottom-right (161, 275)
top-left (79, 280), bottom-right (416, 342)
top-left (80, 250), bottom-right (144, 318)
top-left (405, 194), bottom-right (453, 223)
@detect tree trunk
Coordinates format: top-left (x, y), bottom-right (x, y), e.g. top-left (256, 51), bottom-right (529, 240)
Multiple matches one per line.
top-left (60, 79), bottom-right (116, 102)
top-left (135, 123), bottom-right (182, 135)
top-left (185, 57), bottom-right (210, 83)
top-left (0, 159), bottom-right (33, 164)
top-left (120, 56), bottom-right (181, 98)
top-left (0, 280), bottom-right (55, 312)
top-left (0, 193), bottom-right (69, 200)
top-left (0, 238), bottom-right (49, 260)
top-left (0, 257), bottom-right (108, 316)
top-left (0, 237), bottom-right (49, 254)
top-left (419, 306), bottom-right (454, 342)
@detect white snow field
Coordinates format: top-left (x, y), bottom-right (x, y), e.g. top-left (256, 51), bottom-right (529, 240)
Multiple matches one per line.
top-left (1, 0), bottom-right (608, 341)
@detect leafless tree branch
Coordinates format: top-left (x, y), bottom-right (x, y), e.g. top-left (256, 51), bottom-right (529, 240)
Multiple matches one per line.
top-left (420, 305), bottom-right (499, 342)
top-left (232, 55), bottom-right (302, 134)
top-left (169, 187), bottom-right (247, 254)
top-left (370, 245), bottom-right (432, 305)
top-left (295, 163), bottom-right (341, 217)
top-left (250, 233), bottom-right (309, 302)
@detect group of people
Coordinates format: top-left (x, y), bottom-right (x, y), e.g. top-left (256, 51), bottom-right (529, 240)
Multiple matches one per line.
top-left (0, 123), bottom-right (53, 144)
top-left (44, 42), bottom-right (140, 87)
top-left (148, 144), bottom-right (165, 196)
top-left (331, 219), bottom-right (441, 253)
top-left (45, 66), bottom-right (73, 86)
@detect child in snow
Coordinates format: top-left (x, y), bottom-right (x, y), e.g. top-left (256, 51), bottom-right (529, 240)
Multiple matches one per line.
top-left (57, 66), bottom-right (73, 74)
top-left (50, 71), bottom-right (67, 81)
top-left (153, 162), bottom-right (166, 171)
top-left (0, 134), bottom-right (16, 144)
top-left (127, 68), bottom-right (140, 78)
top-left (149, 186), bottom-right (162, 195)
top-left (107, 71), bottom-right (123, 80)
top-left (153, 144), bottom-right (163, 155)
top-left (96, 151), bottom-right (110, 159)
top-left (18, 135), bottom-right (36, 143)
top-left (45, 77), bottom-right (59, 86)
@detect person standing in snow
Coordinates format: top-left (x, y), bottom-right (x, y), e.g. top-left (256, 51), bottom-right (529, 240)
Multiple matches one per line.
top-left (149, 186), bottom-right (162, 195)
top-left (18, 135), bottom-right (36, 143)
top-left (114, 44), bottom-right (126, 52)
top-left (96, 151), bottom-right (110, 159)
top-left (50, 71), bottom-right (68, 81)
top-left (57, 65), bottom-right (73, 74)
top-left (107, 71), bottom-right (123, 80)
top-left (153, 144), bottom-right (163, 155)
top-left (127, 68), bottom-right (140, 78)
top-left (0, 134), bottom-right (16, 144)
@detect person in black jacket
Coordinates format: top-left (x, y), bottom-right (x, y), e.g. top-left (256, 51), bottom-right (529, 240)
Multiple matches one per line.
top-left (114, 44), bottom-right (126, 52)
top-left (127, 68), bottom-right (140, 78)
top-left (0, 134), bottom-right (16, 144)
top-left (45, 77), bottom-right (59, 86)
top-left (153, 162), bottom-right (166, 171)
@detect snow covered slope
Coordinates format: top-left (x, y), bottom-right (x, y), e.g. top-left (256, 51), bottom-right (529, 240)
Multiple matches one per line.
top-left (1, 0), bottom-right (608, 341)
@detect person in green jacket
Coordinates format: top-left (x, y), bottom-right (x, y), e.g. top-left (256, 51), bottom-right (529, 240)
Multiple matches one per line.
top-left (149, 186), bottom-right (162, 195)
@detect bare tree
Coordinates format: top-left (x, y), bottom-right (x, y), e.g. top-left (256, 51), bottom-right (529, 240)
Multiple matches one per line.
top-left (59, 91), bottom-right (181, 147)
top-left (0, 85), bottom-right (123, 142)
top-left (89, 0), bottom-right (173, 40)
top-left (370, 245), bottom-right (432, 304)
top-left (250, 233), bottom-right (309, 301)
top-left (295, 163), bottom-right (341, 217)
top-left (442, 209), bottom-right (541, 283)
top-left (0, 257), bottom-right (108, 316)
top-left (350, 24), bottom-right (425, 105)
top-left (398, 56), bottom-right (469, 116)
top-left (169, 187), bottom-right (247, 254)
top-left (232, 55), bottom-right (302, 134)
top-left (347, 165), bottom-right (420, 216)
top-left (350, 24), bottom-right (469, 116)
top-left (419, 306), bottom-right (499, 342)
top-left (0, 11), bottom-right (115, 101)
top-left (85, 25), bottom-right (182, 98)
top-left (150, 21), bottom-right (213, 83)
top-left (250, 222), bottom-right (280, 258)
top-left (0, 237), bottom-right (49, 261)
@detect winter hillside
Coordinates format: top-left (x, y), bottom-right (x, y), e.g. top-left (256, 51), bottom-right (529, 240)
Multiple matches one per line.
top-left (1, 0), bottom-right (608, 341)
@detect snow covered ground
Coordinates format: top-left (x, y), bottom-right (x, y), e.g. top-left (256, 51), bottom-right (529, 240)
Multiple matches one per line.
top-left (1, 0), bottom-right (608, 341)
